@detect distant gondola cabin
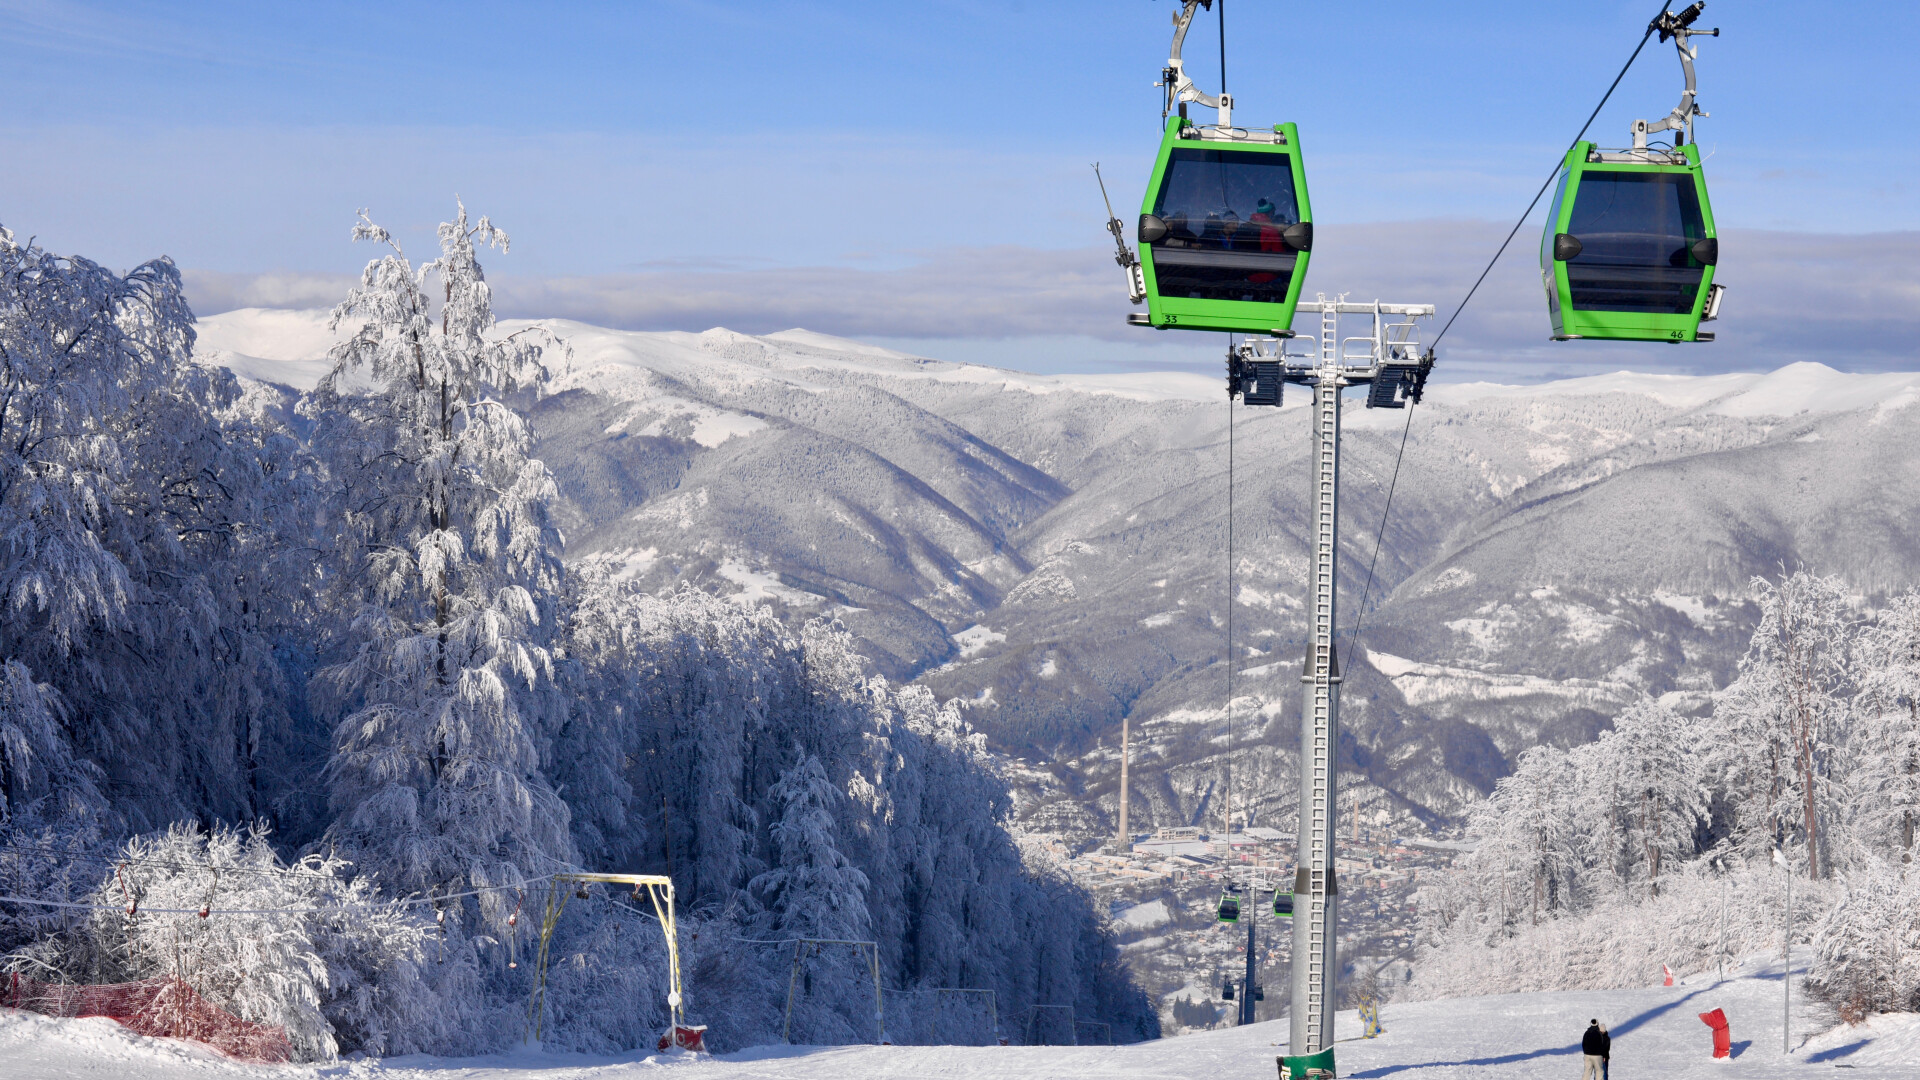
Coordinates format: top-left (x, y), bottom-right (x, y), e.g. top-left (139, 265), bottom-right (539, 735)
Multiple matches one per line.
top-left (1217, 892), bottom-right (1241, 923)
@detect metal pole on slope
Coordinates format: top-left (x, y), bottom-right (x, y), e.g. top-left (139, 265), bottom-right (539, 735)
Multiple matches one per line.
top-left (1241, 910), bottom-right (1258, 1025)
top-left (1776, 845), bottom-right (1791, 1054)
top-left (1718, 873), bottom-right (1728, 985)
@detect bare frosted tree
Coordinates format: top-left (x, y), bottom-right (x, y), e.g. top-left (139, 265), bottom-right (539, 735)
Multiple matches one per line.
top-left (1855, 590), bottom-right (1920, 861)
top-left (1714, 573), bottom-right (1856, 879)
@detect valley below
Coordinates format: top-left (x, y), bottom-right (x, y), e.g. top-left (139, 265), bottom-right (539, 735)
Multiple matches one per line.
top-left (200, 309), bottom-right (1920, 1025)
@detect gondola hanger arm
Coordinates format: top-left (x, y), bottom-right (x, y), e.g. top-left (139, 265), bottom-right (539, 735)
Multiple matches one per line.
top-left (1633, 3), bottom-right (1718, 150)
top-left (1158, 0), bottom-right (1231, 129)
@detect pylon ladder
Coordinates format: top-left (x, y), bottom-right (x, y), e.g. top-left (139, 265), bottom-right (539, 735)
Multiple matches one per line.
top-left (1292, 309), bottom-right (1343, 1055)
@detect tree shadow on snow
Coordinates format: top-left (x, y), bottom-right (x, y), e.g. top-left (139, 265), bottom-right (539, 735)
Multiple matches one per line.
top-left (1349, 1044), bottom-right (1579, 1077)
top-left (1805, 1040), bottom-right (1869, 1063)
top-left (1606, 984), bottom-right (1712, 1039)
top-left (1349, 987), bottom-right (1714, 1078)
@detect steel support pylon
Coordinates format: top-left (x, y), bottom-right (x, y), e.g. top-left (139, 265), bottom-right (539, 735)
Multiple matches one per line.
top-left (1290, 333), bottom-right (1343, 1057)
top-left (1224, 295), bottom-right (1435, 1069)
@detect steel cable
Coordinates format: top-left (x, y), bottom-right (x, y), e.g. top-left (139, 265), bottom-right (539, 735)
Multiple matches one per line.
top-left (1431, 0), bottom-right (1672, 349)
top-left (1343, 2), bottom-right (1676, 666)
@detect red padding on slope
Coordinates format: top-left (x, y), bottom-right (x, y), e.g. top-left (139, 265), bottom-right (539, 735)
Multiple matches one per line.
top-left (658, 1023), bottom-right (707, 1052)
top-left (1698, 1007), bottom-right (1731, 1058)
top-left (5, 972), bottom-right (292, 1063)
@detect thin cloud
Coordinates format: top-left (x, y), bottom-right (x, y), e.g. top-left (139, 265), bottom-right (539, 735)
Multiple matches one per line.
top-left (183, 269), bottom-right (358, 316)
top-left (183, 223), bottom-right (1920, 380)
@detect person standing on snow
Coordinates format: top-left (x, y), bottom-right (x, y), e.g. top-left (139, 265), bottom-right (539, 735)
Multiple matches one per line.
top-left (1599, 1022), bottom-right (1611, 1080)
top-left (1580, 1019), bottom-right (1607, 1080)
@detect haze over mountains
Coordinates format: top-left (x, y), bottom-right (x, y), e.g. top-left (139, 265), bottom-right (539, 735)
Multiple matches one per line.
top-left (199, 308), bottom-right (1920, 848)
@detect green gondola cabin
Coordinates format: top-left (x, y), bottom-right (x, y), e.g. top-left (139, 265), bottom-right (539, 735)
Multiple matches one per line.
top-left (1542, 3), bottom-right (1726, 343)
top-left (1540, 142), bottom-right (1722, 343)
top-left (1137, 118), bottom-right (1313, 335)
top-left (1217, 890), bottom-right (1241, 923)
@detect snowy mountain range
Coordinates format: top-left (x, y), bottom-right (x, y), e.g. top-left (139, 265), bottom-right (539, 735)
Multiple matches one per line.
top-left (197, 308), bottom-right (1920, 845)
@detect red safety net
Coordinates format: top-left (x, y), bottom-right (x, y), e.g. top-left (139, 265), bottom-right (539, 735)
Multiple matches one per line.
top-left (4, 972), bottom-right (292, 1063)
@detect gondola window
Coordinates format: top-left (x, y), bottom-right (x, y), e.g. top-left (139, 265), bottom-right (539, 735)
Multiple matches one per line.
top-left (1150, 148), bottom-right (1301, 304)
top-left (1564, 172), bottom-right (1708, 315)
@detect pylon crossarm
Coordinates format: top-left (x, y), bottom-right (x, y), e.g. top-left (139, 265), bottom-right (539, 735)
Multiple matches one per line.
top-left (1227, 299), bottom-right (1435, 411)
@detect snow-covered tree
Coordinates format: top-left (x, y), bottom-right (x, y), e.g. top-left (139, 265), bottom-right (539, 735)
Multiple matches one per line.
top-left (0, 225), bottom-right (309, 834)
top-left (310, 204), bottom-right (573, 907)
top-left (1807, 858), bottom-right (1920, 1021)
top-left (753, 755), bottom-right (871, 941)
top-left (80, 822), bottom-right (434, 1061)
top-left (1710, 572), bottom-right (1856, 878)
top-left (0, 659), bottom-right (100, 829)
top-left (0, 226), bottom-right (168, 662)
top-left (1573, 700), bottom-right (1708, 896)
top-left (1462, 746), bottom-right (1582, 930)
top-left (559, 576), bottom-right (794, 901)
top-left (1854, 590), bottom-right (1920, 862)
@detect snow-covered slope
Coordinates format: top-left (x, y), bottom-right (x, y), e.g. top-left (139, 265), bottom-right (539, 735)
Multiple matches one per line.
top-left (194, 307), bottom-right (343, 390)
top-left (194, 310), bottom-right (1920, 839)
top-left (5, 956), bottom-right (1915, 1077)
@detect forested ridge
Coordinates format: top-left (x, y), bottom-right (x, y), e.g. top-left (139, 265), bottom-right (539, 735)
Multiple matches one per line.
top-left (1411, 572), bottom-right (1920, 1022)
top-left (0, 209), bottom-right (1154, 1059)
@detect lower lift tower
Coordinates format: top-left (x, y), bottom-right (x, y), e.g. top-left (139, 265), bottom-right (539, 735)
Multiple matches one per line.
top-left (1228, 296), bottom-right (1433, 1079)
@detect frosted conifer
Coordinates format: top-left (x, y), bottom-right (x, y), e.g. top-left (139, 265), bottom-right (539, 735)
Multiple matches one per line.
top-left (754, 754), bottom-right (872, 942)
top-left (309, 203), bottom-right (573, 909)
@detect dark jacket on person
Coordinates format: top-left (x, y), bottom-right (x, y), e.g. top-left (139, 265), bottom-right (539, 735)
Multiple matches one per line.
top-left (1600, 1031), bottom-right (1612, 1059)
top-left (1582, 1025), bottom-right (1607, 1055)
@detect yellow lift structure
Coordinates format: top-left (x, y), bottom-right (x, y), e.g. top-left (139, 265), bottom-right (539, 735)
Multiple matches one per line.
top-left (526, 873), bottom-right (694, 1049)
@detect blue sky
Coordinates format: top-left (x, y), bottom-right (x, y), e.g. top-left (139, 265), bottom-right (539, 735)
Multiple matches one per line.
top-left (2, 1), bottom-right (1915, 380)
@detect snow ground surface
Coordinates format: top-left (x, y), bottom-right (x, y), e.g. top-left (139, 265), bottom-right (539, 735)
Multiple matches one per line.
top-left (6, 959), bottom-right (1917, 1080)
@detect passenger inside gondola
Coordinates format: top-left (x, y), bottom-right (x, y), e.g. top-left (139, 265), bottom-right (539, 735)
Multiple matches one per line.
top-left (1149, 147), bottom-right (1301, 303)
top-left (1250, 198), bottom-right (1287, 253)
